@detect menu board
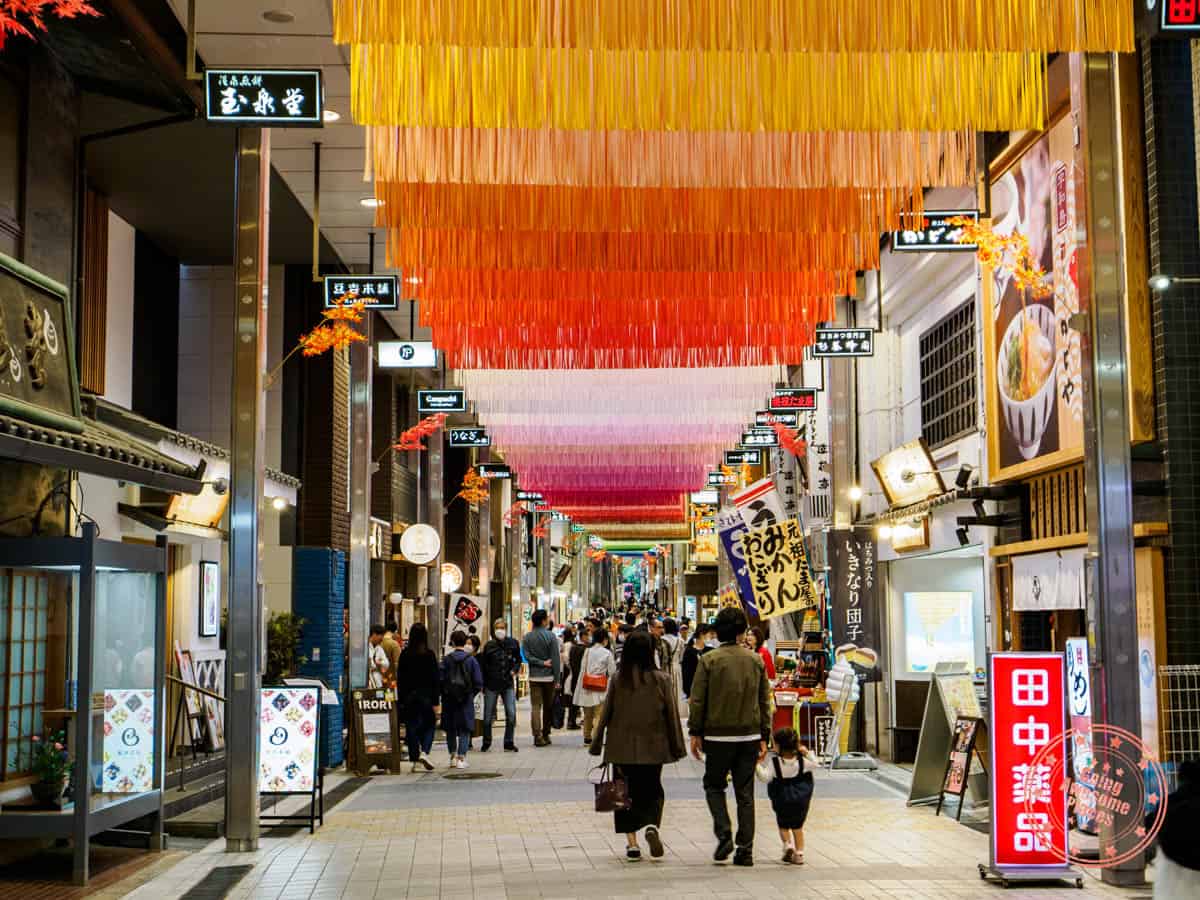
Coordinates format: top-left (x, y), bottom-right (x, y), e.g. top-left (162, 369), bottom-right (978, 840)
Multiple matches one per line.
top-left (102, 689), bottom-right (155, 793)
top-left (258, 687), bottom-right (320, 794)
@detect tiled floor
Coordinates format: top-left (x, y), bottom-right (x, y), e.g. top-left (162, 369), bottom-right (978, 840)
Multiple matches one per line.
top-left (112, 722), bottom-right (1154, 900)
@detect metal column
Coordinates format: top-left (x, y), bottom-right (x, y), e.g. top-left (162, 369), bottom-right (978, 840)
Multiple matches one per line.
top-left (830, 297), bottom-right (857, 529)
top-left (226, 127), bottom-right (269, 853)
top-left (428, 428), bottom-right (446, 650)
top-left (347, 318), bottom-right (373, 688)
top-left (541, 523), bottom-right (553, 607)
top-left (477, 447), bottom-right (491, 594)
top-left (1072, 52), bottom-right (1142, 886)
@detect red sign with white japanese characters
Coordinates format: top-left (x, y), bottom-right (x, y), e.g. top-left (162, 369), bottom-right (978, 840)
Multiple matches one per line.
top-left (989, 652), bottom-right (1068, 870)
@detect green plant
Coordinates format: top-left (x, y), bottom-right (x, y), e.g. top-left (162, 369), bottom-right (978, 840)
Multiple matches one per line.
top-left (31, 730), bottom-right (72, 784)
top-left (265, 611), bottom-right (308, 682)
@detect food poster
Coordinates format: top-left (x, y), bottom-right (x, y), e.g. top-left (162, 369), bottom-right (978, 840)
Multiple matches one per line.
top-left (738, 518), bottom-right (819, 621)
top-left (102, 690), bottom-right (155, 793)
top-left (943, 717), bottom-right (980, 796)
top-left (258, 687), bottom-right (319, 794)
top-left (987, 114), bottom-right (1083, 480)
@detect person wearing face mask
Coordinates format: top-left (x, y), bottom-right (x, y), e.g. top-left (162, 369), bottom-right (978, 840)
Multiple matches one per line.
top-left (466, 634), bottom-right (482, 656)
top-left (479, 618), bottom-right (522, 752)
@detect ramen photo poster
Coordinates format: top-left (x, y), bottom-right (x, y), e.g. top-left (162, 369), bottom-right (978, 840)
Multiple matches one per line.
top-left (984, 113), bottom-right (1084, 481)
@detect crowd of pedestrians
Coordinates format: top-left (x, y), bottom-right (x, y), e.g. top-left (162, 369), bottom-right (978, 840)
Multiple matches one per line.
top-left (381, 605), bottom-right (813, 866)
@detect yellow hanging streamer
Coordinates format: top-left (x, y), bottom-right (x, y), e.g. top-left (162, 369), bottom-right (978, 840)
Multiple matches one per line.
top-left (332, 0), bottom-right (1133, 54)
top-left (351, 45), bottom-right (1046, 133)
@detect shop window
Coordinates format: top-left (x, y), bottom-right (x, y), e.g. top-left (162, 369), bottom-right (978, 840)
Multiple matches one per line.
top-left (0, 67), bottom-right (25, 257)
top-left (918, 300), bottom-right (977, 448)
top-left (0, 572), bottom-right (48, 780)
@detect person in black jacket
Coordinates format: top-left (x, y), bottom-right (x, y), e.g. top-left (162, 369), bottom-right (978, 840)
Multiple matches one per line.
top-left (479, 618), bottom-right (522, 752)
top-left (394, 623), bottom-right (440, 772)
top-left (568, 630), bottom-right (588, 729)
top-left (682, 625), bottom-right (713, 698)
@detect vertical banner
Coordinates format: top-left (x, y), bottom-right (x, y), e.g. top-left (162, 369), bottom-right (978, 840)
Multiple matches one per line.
top-left (774, 448), bottom-right (800, 520)
top-left (102, 689), bottom-right (156, 793)
top-left (739, 518), bottom-right (819, 621)
top-left (988, 652), bottom-right (1068, 872)
top-left (828, 528), bottom-right (883, 682)
top-left (1065, 637), bottom-right (1096, 832)
top-left (731, 477), bottom-right (787, 531)
top-left (258, 687), bottom-right (320, 794)
top-left (717, 508), bottom-right (759, 624)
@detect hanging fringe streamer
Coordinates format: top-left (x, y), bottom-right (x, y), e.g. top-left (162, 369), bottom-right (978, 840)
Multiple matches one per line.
top-left (370, 127), bottom-right (975, 189)
top-left (351, 45), bottom-right (1046, 133)
top-left (333, 0), bottom-right (1132, 54)
top-left (374, 182), bottom-right (923, 234)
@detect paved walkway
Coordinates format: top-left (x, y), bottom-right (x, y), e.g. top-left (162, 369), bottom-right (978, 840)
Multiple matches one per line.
top-left (111, 718), bottom-right (1157, 900)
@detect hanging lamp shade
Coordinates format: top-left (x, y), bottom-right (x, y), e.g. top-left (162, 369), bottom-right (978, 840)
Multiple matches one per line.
top-left (333, 0), bottom-right (1132, 54)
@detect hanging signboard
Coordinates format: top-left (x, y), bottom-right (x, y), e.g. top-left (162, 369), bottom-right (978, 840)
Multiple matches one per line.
top-left (204, 69), bottom-right (323, 126)
top-left (477, 463), bottom-right (512, 480)
top-left (449, 427), bottom-right (490, 447)
top-left (258, 686), bottom-right (320, 794)
top-left (323, 275), bottom-right (398, 309)
top-left (707, 471), bottom-right (737, 487)
top-left (350, 688), bottom-right (403, 774)
top-left (813, 327), bottom-right (875, 358)
top-left (738, 518), bottom-right (819, 621)
top-left (828, 528), bottom-right (882, 683)
top-left (731, 477), bottom-right (787, 531)
top-left (717, 509), bottom-right (759, 624)
top-left (756, 409), bottom-right (799, 427)
top-left (516, 490), bottom-right (543, 502)
top-left (769, 388), bottom-right (818, 410)
top-left (378, 341), bottom-right (437, 369)
top-left (690, 502), bottom-right (719, 565)
top-left (571, 523), bottom-right (585, 533)
top-left (102, 689), bottom-right (156, 793)
top-left (724, 449), bottom-right (761, 466)
top-left (740, 429), bottom-right (779, 449)
top-left (690, 490), bottom-right (720, 505)
top-left (418, 390), bottom-right (466, 413)
top-left (398, 523), bottom-right (441, 565)
top-left (987, 652), bottom-right (1069, 874)
top-left (892, 210), bottom-right (980, 252)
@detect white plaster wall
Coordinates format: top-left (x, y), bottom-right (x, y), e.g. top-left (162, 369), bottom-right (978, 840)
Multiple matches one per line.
top-left (172, 538), bottom-right (224, 654)
top-left (103, 211), bottom-right (135, 408)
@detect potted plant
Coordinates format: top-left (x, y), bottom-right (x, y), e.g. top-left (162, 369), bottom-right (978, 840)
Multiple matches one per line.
top-left (30, 730), bottom-right (72, 807)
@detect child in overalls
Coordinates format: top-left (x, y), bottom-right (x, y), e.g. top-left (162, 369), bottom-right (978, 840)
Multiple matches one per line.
top-left (756, 726), bottom-right (816, 864)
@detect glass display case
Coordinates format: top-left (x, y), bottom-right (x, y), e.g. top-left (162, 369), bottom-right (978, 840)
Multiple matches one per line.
top-left (0, 524), bottom-right (167, 885)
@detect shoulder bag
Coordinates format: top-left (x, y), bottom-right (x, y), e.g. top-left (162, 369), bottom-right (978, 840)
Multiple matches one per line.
top-left (581, 647), bottom-right (609, 693)
top-left (590, 763), bottom-right (631, 813)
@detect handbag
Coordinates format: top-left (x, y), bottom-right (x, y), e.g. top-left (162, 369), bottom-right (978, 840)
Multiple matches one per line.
top-left (591, 764), bottom-right (632, 813)
top-left (581, 647), bottom-right (609, 693)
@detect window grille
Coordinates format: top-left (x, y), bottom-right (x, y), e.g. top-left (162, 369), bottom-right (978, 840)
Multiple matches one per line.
top-left (0, 572), bottom-right (49, 779)
top-left (919, 301), bottom-right (977, 448)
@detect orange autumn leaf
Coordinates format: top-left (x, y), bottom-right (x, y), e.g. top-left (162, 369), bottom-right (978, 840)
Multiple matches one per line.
top-left (456, 469), bottom-right (491, 505)
top-left (393, 413), bottom-right (447, 451)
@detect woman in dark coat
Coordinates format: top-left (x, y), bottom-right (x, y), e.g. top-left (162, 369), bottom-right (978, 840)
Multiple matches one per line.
top-left (394, 622), bottom-right (440, 772)
top-left (589, 630), bottom-right (687, 860)
top-left (439, 630), bottom-right (484, 769)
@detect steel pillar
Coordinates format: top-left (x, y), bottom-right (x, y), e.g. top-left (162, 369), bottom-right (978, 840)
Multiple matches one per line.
top-left (428, 425), bottom-right (445, 650)
top-left (477, 447), bottom-right (491, 593)
top-left (225, 127), bottom-right (269, 853)
top-left (1072, 52), bottom-right (1143, 886)
top-left (347, 317), bottom-right (373, 687)
top-left (830, 296), bottom-right (857, 530)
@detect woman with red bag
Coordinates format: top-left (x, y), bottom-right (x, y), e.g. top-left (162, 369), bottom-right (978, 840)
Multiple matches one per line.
top-left (589, 631), bottom-right (687, 861)
top-left (572, 628), bottom-right (615, 744)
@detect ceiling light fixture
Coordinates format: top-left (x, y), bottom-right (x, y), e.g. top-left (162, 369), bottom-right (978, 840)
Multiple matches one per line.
top-left (262, 9), bottom-right (295, 24)
top-left (271, 496), bottom-right (288, 511)
top-left (1149, 273), bottom-right (1200, 292)
top-left (360, 197), bottom-right (383, 209)
top-left (847, 485), bottom-right (863, 502)
top-left (322, 109), bottom-right (341, 123)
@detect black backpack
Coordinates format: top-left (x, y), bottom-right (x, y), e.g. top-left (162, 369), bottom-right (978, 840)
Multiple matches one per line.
top-left (444, 653), bottom-right (472, 703)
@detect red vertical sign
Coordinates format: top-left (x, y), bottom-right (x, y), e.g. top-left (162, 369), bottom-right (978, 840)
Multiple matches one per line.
top-left (989, 652), bottom-right (1068, 870)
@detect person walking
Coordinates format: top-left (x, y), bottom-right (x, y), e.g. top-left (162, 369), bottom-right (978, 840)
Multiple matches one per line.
top-left (367, 625), bottom-right (390, 689)
top-left (380, 626), bottom-right (402, 688)
top-left (395, 623), bottom-right (439, 772)
top-left (440, 630), bottom-right (483, 769)
top-left (565, 626), bottom-right (586, 730)
top-left (589, 631), bottom-right (686, 860)
top-left (521, 609), bottom-right (561, 746)
top-left (557, 626), bottom-right (577, 730)
top-left (681, 624), bottom-right (712, 699)
top-left (573, 627), bottom-right (616, 744)
top-left (660, 618), bottom-right (685, 715)
top-left (688, 607), bottom-right (772, 867)
top-left (479, 618), bottom-right (522, 753)
top-left (1155, 760), bottom-right (1200, 898)
top-left (749, 627), bottom-right (776, 680)
top-left (756, 727), bottom-right (816, 864)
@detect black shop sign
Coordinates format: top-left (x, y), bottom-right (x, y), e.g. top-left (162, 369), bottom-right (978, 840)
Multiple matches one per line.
top-left (204, 70), bottom-right (323, 126)
top-left (828, 527), bottom-right (882, 683)
top-left (813, 328), bottom-right (874, 358)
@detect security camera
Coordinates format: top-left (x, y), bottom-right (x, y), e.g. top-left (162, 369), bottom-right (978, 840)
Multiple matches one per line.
top-left (211, 477), bottom-right (229, 496)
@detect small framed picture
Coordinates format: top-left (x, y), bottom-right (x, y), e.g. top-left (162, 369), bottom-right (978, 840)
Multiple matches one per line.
top-left (199, 560), bottom-right (220, 638)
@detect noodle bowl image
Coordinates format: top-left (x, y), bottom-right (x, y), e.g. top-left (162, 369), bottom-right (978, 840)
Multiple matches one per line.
top-left (997, 304), bottom-right (1056, 460)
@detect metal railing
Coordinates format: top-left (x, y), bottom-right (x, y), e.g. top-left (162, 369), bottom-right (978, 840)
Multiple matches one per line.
top-left (1157, 664), bottom-right (1200, 792)
top-left (166, 673), bottom-right (226, 792)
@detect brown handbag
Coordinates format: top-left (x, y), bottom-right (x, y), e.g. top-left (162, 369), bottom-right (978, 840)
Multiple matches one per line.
top-left (591, 764), bottom-right (632, 812)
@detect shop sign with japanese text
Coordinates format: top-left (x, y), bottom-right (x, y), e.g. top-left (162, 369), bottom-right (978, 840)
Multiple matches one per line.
top-left (323, 275), bottom-right (398, 309)
top-left (829, 528), bottom-right (882, 683)
top-left (724, 449), bottom-right (761, 466)
top-left (892, 210), bottom-right (979, 252)
top-left (988, 652), bottom-right (1068, 871)
top-left (731, 477), bottom-right (786, 531)
top-left (717, 509), bottom-right (759, 624)
top-left (205, 70), bottom-right (323, 126)
top-left (449, 427), bottom-right (490, 447)
top-left (738, 518), bottom-right (819, 621)
top-left (476, 463), bottom-right (511, 480)
top-left (813, 328), bottom-right (874, 358)
top-left (740, 428), bottom-right (779, 449)
top-left (769, 387), bottom-right (818, 410)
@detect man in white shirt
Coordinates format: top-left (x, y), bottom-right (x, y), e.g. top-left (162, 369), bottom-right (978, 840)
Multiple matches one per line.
top-left (367, 624), bottom-right (389, 689)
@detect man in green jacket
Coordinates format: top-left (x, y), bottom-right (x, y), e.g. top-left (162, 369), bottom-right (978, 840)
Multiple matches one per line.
top-left (688, 606), bottom-right (771, 867)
